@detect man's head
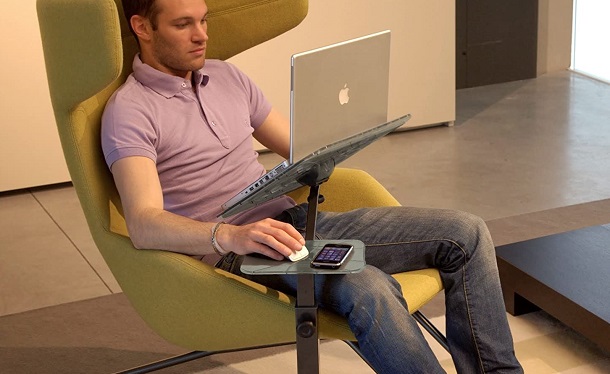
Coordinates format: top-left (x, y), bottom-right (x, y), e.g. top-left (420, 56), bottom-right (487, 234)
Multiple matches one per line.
top-left (123, 0), bottom-right (209, 79)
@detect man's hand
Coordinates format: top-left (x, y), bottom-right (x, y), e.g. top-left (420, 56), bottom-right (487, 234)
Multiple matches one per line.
top-left (216, 218), bottom-right (305, 260)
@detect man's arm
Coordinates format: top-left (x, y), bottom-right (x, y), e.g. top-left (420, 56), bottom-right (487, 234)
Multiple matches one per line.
top-left (111, 156), bottom-right (303, 259)
top-left (253, 108), bottom-right (291, 159)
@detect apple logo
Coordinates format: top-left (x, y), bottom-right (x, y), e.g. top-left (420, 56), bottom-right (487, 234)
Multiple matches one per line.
top-left (338, 83), bottom-right (350, 105)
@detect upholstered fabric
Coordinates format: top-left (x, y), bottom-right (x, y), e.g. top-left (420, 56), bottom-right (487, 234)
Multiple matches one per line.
top-left (37, 0), bottom-right (442, 352)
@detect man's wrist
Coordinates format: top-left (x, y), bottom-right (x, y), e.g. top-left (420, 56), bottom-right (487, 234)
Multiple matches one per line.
top-left (211, 221), bottom-right (228, 256)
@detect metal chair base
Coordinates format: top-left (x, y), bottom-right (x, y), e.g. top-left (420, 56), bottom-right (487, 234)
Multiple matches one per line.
top-left (115, 343), bottom-right (293, 374)
top-left (116, 310), bottom-right (448, 374)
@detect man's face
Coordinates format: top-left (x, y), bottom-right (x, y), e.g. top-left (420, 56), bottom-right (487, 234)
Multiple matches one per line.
top-left (145, 0), bottom-right (209, 78)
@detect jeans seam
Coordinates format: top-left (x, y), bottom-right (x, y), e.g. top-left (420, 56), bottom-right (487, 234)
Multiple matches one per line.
top-left (449, 240), bottom-right (487, 374)
top-left (365, 238), bottom-right (468, 258)
top-left (462, 261), bottom-right (486, 373)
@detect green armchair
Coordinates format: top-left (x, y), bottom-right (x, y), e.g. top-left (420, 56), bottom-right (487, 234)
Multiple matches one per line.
top-left (36, 0), bottom-right (446, 372)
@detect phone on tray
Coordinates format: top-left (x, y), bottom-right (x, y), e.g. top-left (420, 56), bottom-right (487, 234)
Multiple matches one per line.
top-left (310, 243), bottom-right (354, 269)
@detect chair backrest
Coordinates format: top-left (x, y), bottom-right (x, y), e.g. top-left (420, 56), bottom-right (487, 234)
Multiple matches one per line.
top-left (37, 0), bottom-right (308, 250)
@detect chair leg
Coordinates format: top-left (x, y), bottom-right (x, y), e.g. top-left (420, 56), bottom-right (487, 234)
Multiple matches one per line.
top-left (116, 351), bottom-right (213, 374)
top-left (412, 310), bottom-right (450, 352)
top-left (115, 343), bottom-right (294, 374)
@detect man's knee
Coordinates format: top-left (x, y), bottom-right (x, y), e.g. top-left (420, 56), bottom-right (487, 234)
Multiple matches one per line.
top-left (446, 209), bottom-right (487, 235)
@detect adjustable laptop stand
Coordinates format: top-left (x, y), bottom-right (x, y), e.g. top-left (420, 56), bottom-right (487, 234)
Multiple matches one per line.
top-left (219, 114), bottom-right (410, 219)
top-left (231, 118), bottom-right (414, 373)
top-left (240, 166), bottom-right (366, 374)
top-left (297, 171), bottom-right (331, 374)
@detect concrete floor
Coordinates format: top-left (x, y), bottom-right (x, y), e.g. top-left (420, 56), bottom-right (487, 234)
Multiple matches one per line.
top-left (1, 70), bottom-right (610, 372)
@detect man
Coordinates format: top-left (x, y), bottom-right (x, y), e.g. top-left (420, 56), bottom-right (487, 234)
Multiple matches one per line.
top-left (102, 0), bottom-right (523, 372)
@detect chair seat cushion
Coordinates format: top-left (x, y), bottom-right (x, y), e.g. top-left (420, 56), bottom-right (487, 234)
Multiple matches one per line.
top-left (392, 268), bottom-right (443, 313)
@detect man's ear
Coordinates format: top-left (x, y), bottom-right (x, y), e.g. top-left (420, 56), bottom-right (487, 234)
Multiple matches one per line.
top-left (131, 15), bottom-right (152, 42)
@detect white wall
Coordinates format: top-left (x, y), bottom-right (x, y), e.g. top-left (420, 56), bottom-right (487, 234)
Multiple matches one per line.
top-left (229, 0), bottom-right (456, 131)
top-left (538, 0), bottom-right (574, 75)
top-left (0, 1), bottom-right (70, 192)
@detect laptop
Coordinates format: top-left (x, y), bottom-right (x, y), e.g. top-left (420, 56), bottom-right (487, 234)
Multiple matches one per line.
top-left (220, 30), bottom-right (400, 217)
top-left (290, 30), bottom-right (391, 163)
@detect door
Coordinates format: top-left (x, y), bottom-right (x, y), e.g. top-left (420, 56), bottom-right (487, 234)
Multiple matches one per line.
top-left (456, 0), bottom-right (539, 88)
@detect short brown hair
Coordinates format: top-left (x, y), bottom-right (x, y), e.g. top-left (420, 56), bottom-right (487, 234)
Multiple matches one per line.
top-left (122, 0), bottom-right (161, 39)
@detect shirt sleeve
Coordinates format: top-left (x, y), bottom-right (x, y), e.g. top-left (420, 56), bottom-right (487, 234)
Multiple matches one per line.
top-left (101, 85), bottom-right (158, 169)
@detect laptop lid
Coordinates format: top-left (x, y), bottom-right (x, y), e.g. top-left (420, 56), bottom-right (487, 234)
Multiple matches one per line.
top-left (290, 30), bottom-right (391, 163)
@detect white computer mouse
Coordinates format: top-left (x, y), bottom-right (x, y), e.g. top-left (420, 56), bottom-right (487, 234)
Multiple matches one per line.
top-left (288, 245), bottom-right (309, 262)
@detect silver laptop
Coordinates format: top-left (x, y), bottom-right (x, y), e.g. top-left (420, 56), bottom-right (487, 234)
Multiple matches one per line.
top-left (290, 30), bottom-right (391, 163)
top-left (221, 31), bottom-right (394, 214)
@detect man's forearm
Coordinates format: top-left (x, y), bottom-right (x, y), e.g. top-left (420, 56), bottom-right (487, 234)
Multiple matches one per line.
top-left (126, 207), bottom-right (217, 256)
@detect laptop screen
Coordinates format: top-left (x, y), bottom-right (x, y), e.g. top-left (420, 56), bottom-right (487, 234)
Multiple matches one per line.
top-left (289, 30), bottom-right (391, 163)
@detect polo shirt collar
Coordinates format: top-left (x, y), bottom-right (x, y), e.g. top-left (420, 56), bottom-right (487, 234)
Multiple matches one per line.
top-left (132, 54), bottom-right (210, 98)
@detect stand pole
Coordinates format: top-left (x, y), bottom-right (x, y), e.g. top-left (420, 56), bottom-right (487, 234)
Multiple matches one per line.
top-left (296, 184), bottom-right (321, 373)
top-left (304, 185), bottom-right (320, 242)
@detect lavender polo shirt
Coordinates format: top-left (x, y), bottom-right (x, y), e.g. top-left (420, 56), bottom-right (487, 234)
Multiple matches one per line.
top-left (102, 56), bottom-right (295, 237)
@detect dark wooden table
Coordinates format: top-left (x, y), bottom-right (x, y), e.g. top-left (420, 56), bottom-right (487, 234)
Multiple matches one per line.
top-left (495, 224), bottom-right (610, 353)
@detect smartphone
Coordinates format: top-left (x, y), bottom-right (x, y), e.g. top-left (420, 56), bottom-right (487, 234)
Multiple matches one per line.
top-left (310, 243), bottom-right (354, 269)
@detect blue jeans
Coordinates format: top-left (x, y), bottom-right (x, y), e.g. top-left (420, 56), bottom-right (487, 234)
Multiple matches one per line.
top-left (223, 204), bottom-right (523, 374)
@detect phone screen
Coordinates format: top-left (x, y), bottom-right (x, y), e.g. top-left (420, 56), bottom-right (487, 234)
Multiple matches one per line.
top-left (310, 243), bottom-right (354, 269)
